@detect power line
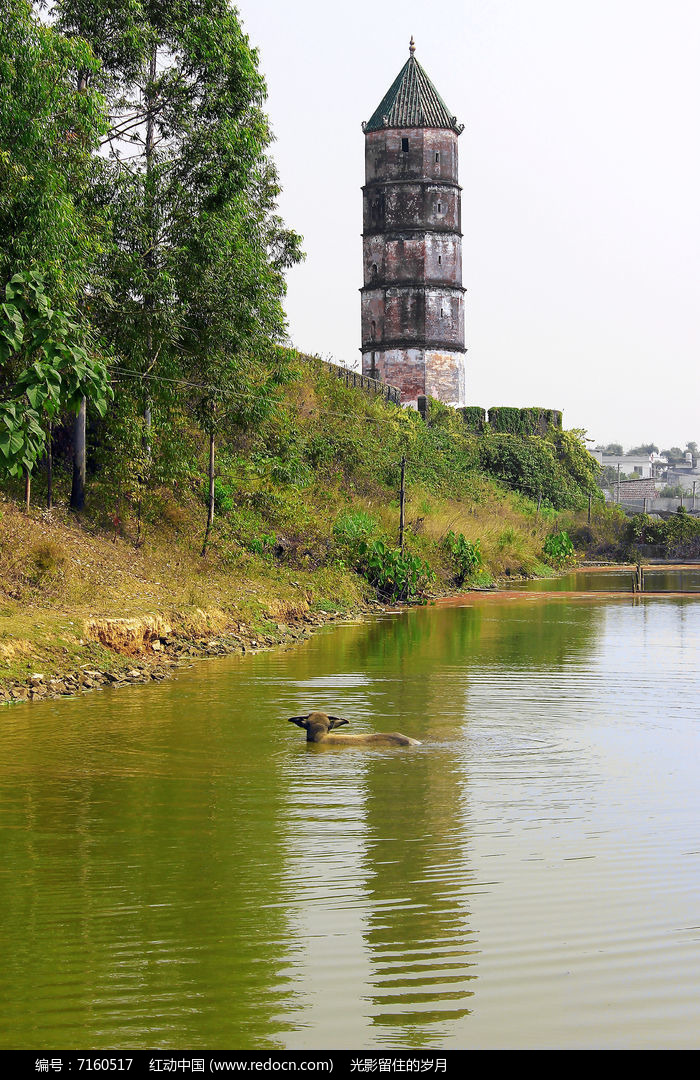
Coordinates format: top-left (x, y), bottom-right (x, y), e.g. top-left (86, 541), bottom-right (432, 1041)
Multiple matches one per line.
top-left (110, 365), bottom-right (478, 472)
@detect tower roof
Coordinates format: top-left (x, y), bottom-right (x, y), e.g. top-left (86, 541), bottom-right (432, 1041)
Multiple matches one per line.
top-left (363, 41), bottom-right (463, 135)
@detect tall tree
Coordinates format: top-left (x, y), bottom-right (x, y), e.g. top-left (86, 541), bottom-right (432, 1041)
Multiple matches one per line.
top-left (627, 443), bottom-right (659, 456)
top-left (1, 2), bottom-right (111, 508)
top-left (178, 161), bottom-right (303, 552)
top-left (0, 271), bottom-right (112, 506)
top-left (0, 0), bottom-right (107, 300)
top-left (55, 0), bottom-right (272, 411)
top-left (55, 0), bottom-right (302, 526)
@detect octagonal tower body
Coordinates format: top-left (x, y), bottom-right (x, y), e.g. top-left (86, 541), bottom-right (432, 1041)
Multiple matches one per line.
top-left (361, 45), bottom-right (466, 406)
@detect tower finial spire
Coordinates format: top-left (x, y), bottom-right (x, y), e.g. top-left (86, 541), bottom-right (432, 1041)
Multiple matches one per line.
top-left (409, 35), bottom-right (415, 57)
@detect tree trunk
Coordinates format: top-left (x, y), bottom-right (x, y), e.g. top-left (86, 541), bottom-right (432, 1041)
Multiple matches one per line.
top-left (68, 69), bottom-right (89, 511)
top-left (70, 397), bottom-right (86, 511)
top-left (24, 469), bottom-right (31, 512)
top-left (46, 419), bottom-right (52, 510)
top-left (201, 429), bottom-right (215, 557)
top-left (142, 44), bottom-right (157, 453)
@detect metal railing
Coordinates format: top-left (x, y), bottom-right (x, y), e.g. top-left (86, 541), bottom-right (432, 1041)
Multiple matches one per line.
top-left (307, 356), bottom-right (401, 406)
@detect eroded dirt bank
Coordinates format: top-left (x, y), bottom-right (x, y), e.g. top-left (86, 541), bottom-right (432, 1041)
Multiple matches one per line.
top-left (0, 603), bottom-right (371, 706)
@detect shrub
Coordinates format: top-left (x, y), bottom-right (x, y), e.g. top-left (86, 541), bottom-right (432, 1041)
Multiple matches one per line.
top-left (28, 541), bottom-right (66, 584)
top-left (357, 539), bottom-right (434, 601)
top-left (248, 532), bottom-right (277, 558)
top-left (459, 406), bottom-right (486, 432)
top-left (211, 478), bottom-right (236, 512)
top-left (444, 531), bottom-right (482, 585)
top-left (543, 530), bottom-right (575, 566)
top-left (333, 510), bottom-right (379, 547)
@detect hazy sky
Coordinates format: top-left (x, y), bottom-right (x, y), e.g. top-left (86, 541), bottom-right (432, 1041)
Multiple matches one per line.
top-left (239, 0), bottom-right (699, 451)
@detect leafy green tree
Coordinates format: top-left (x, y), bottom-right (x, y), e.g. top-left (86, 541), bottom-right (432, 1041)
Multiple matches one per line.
top-left (626, 443), bottom-right (658, 456)
top-left (178, 167), bottom-right (303, 553)
top-left (600, 464), bottom-right (633, 488)
top-left (0, 2), bottom-right (107, 298)
top-left (55, 0), bottom-right (302, 528)
top-left (0, 272), bottom-right (112, 506)
top-left (603, 443), bottom-right (623, 455)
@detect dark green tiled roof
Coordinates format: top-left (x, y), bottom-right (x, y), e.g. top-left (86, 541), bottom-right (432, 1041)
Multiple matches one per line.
top-left (364, 55), bottom-right (462, 134)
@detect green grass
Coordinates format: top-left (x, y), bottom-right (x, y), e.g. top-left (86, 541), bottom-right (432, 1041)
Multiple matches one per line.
top-left (0, 351), bottom-right (612, 687)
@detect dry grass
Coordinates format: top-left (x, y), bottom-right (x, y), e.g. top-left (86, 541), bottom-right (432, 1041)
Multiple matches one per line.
top-left (0, 454), bottom-right (565, 686)
top-left (403, 486), bottom-right (551, 577)
top-left (0, 488), bottom-right (372, 683)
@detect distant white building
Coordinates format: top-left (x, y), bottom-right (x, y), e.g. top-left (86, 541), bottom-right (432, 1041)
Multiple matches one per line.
top-left (591, 450), bottom-right (659, 479)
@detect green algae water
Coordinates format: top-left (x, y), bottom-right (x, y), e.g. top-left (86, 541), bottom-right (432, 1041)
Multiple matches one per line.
top-left (1, 586), bottom-right (699, 1050)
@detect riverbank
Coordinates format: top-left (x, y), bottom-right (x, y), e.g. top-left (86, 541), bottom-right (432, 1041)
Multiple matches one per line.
top-left (0, 603), bottom-right (361, 706)
top-left (5, 534), bottom-right (697, 707)
top-left (0, 462), bottom-right (563, 707)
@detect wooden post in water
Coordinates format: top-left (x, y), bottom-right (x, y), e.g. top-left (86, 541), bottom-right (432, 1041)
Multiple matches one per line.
top-left (399, 455), bottom-right (406, 554)
top-left (634, 562), bottom-right (644, 593)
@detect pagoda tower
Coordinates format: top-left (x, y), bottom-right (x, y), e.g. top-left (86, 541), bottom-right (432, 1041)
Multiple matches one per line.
top-left (361, 39), bottom-right (466, 405)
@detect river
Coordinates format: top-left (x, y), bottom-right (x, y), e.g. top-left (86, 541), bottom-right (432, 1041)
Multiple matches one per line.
top-left (1, 575), bottom-right (699, 1049)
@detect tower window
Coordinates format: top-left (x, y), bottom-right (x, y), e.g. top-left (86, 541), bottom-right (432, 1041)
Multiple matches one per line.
top-left (437, 202), bottom-right (442, 213)
top-left (435, 152), bottom-right (440, 163)
top-left (402, 138), bottom-right (409, 153)
top-left (438, 255), bottom-right (442, 265)
top-left (370, 320), bottom-right (376, 340)
top-left (371, 263), bottom-right (378, 280)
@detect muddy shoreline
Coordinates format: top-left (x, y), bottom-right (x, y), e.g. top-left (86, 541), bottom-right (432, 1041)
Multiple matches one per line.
top-left (4, 562), bottom-right (699, 708)
top-left (0, 602), bottom-right (385, 708)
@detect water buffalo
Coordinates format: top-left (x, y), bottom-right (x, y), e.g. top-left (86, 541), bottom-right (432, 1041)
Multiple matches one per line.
top-left (287, 711), bottom-right (421, 747)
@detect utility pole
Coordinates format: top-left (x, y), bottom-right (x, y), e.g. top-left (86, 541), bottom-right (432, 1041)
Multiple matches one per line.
top-left (399, 456), bottom-right (406, 554)
top-left (70, 396), bottom-right (86, 510)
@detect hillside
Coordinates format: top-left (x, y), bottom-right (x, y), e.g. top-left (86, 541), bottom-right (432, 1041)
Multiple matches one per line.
top-left (0, 352), bottom-right (610, 702)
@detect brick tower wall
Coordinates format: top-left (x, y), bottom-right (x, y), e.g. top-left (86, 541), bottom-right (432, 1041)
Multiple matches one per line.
top-left (361, 127), bottom-right (466, 405)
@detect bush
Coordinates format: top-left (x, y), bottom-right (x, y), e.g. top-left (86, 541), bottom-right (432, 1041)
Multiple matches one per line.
top-left (333, 510), bottom-right (379, 547)
top-left (210, 477), bottom-right (236, 512)
top-left (478, 430), bottom-right (598, 509)
top-left (543, 530), bottom-right (575, 566)
top-left (248, 532), bottom-right (277, 558)
top-left (28, 541), bottom-right (67, 584)
top-left (444, 531), bottom-right (482, 585)
top-left (459, 406), bottom-right (486, 432)
top-left (357, 539), bottom-right (434, 601)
